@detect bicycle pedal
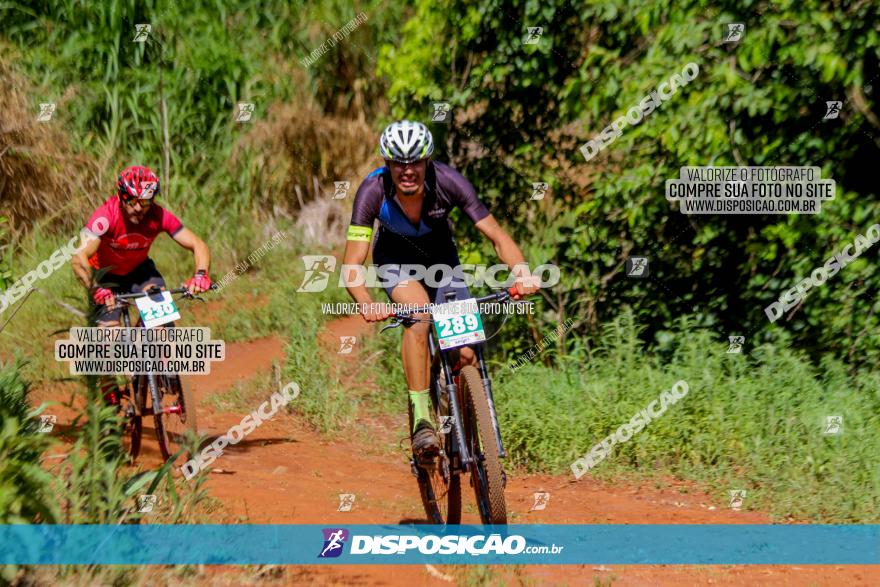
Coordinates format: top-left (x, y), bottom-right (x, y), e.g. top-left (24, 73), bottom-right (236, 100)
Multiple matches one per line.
top-left (409, 459), bottom-right (420, 478)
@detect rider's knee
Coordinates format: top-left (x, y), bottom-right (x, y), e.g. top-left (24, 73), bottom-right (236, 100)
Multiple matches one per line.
top-left (404, 320), bottom-right (430, 338)
top-left (458, 346), bottom-right (477, 366)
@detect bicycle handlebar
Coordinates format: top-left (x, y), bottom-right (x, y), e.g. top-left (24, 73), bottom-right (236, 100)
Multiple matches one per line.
top-left (379, 287), bottom-right (529, 333)
top-left (113, 283), bottom-right (219, 302)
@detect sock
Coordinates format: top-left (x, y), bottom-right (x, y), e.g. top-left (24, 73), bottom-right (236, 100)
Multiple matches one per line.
top-left (409, 389), bottom-right (432, 432)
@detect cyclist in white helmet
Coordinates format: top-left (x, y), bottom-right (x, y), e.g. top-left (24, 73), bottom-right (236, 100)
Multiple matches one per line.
top-left (342, 120), bottom-right (540, 459)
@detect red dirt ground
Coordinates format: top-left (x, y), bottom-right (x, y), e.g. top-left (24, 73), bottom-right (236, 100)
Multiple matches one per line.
top-left (31, 313), bottom-right (880, 586)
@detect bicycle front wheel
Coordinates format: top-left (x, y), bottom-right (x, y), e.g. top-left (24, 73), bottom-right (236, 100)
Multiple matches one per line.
top-left (150, 374), bottom-right (198, 467)
top-left (460, 365), bottom-right (507, 524)
top-left (413, 370), bottom-right (461, 524)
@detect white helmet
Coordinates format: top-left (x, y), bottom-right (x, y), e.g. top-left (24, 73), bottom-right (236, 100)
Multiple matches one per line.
top-left (379, 120), bottom-right (434, 163)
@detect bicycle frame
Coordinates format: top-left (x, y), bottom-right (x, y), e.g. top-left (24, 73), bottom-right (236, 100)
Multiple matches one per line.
top-left (118, 301), bottom-right (147, 419)
top-left (116, 287), bottom-right (192, 419)
top-left (410, 289), bottom-right (511, 472)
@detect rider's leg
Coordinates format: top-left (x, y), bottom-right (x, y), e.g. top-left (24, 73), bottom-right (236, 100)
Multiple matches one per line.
top-left (94, 285), bottom-right (124, 405)
top-left (134, 260), bottom-right (171, 327)
top-left (133, 259), bottom-right (166, 296)
top-left (96, 317), bottom-right (122, 404)
top-left (388, 278), bottom-right (441, 458)
top-left (431, 277), bottom-right (477, 368)
top-left (95, 260), bottom-right (166, 404)
top-left (459, 345), bottom-right (477, 367)
top-left (389, 279), bottom-right (432, 427)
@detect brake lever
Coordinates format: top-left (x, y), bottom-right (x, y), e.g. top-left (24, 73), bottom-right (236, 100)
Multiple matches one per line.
top-left (380, 314), bottom-right (421, 332)
top-left (178, 284), bottom-right (208, 302)
top-left (380, 319), bottom-right (403, 333)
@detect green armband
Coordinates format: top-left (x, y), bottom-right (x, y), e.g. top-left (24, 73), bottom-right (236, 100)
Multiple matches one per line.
top-left (347, 225), bottom-right (373, 242)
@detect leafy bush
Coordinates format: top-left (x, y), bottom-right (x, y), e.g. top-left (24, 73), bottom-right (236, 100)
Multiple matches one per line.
top-left (0, 358), bottom-right (32, 422)
top-left (0, 361), bottom-right (58, 525)
top-left (380, 0), bottom-right (880, 370)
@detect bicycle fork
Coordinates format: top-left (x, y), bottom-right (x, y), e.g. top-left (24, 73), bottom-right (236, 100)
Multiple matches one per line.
top-left (147, 374), bottom-right (162, 418)
top-left (146, 373), bottom-right (182, 416)
top-left (439, 351), bottom-right (507, 469)
top-left (444, 381), bottom-right (472, 467)
top-left (476, 347), bottom-right (507, 459)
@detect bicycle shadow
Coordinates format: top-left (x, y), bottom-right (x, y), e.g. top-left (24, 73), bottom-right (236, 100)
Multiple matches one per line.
top-left (398, 516), bottom-right (435, 524)
top-left (141, 428), bottom-right (300, 456)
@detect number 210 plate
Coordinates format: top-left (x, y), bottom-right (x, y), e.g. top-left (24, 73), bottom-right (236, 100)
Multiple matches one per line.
top-left (432, 298), bottom-right (486, 350)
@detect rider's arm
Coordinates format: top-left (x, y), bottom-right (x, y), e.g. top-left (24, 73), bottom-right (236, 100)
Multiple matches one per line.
top-left (345, 174), bottom-right (391, 321)
top-left (342, 236), bottom-right (373, 307)
top-left (171, 228), bottom-right (210, 274)
top-left (474, 214), bottom-right (527, 271)
top-left (343, 229), bottom-right (391, 321)
top-left (71, 231), bottom-right (101, 290)
top-left (442, 163), bottom-right (537, 296)
top-left (474, 215), bottom-right (539, 296)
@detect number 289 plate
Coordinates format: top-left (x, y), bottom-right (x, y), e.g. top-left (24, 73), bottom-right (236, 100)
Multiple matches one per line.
top-left (432, 298), bottom-right (486, 350)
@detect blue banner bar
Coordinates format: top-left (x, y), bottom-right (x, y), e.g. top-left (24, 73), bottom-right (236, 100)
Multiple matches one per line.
top-left (1, 525), bottom-right (877, 565)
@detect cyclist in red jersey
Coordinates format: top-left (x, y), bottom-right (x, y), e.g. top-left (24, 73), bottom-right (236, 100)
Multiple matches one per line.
top-left (71, 165), bottom-right (212, 403)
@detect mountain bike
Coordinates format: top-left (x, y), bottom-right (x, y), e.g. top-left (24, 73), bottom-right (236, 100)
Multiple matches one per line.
top-left (382, 287), bottom-right (519, 525)
top-left (112, 286), bottom-right (208, 465)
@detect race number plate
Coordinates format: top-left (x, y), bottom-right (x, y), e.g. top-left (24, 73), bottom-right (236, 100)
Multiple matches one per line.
top-left (432, 298), bottom-right (486, 350)
top-left (135, 291), bottom-right (180, 328)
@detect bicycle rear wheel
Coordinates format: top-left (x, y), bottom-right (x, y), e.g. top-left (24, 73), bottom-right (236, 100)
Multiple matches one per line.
top-left (150, 374), bottom-right (198, 467)
top-left (412, 370), bottom-right (461, 524)
top-left (460, 365), bottom-right (507, 524)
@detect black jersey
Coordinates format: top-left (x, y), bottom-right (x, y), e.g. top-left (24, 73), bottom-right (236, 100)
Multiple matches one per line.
top-left (347, 161), bottom-right (490, 265)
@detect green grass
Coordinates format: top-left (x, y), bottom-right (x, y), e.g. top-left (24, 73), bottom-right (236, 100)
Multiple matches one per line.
top-left (356, 309), bottom-right (880, 522)
top-left (357, 318), bottom-right (410, 416)
top-left (278, 257), bottom-right (358, 432)
top-left (493, 311), bottom-right (880, 522)
top-left (203, 369), bottom-right (277, 412)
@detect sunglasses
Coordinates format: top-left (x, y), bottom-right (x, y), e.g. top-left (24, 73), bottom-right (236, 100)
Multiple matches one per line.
top-left (121, 195), bottom-right (153, 208)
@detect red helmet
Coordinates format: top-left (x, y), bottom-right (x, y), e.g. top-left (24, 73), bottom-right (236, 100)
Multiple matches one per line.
top-left (117, 165), bottom-right (160, 200)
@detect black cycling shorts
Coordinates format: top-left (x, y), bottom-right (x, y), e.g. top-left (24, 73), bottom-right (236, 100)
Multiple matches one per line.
top-left (95, 258), bottom-right (166, 324)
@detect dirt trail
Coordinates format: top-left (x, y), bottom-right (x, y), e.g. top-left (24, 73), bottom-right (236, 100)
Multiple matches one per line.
top-left (34, 315), bottom-right (880, 586)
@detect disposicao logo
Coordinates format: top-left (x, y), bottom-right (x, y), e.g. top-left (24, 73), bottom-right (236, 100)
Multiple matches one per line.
top-left (318, 528), bottom-right (349, 558)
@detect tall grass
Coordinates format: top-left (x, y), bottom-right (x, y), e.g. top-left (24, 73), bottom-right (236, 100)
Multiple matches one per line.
top-left (0, 361), bottom-right (58, 525)
top-left (357, 307), bottom-right (880, 521)
top-left (0, 0), bottom-right (404, 233)
top-left (493, 310), bottom-right (880, 522)
top-left (279, 261), bottom-right (356, 431)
